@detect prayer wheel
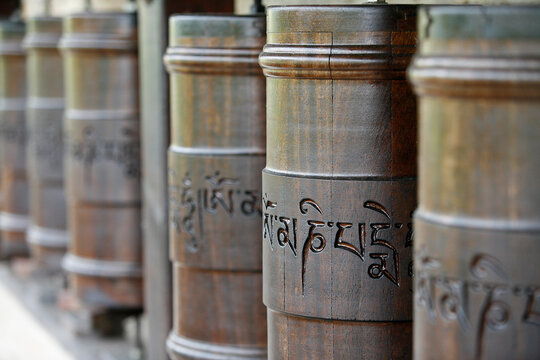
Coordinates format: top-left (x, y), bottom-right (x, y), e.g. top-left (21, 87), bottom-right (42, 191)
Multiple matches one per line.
top-left (60, 12), bottom-right (142, 310)
top-left (0, 20), bottom-right (28, 258)
top-left (23, 17), bottom-right (67, 272)
top-left (259, 6), bottom-right (417, 359)
top-left (409, 6), bottom-right (540, 359)
top-left (164, 15), bottom-right (267, 359)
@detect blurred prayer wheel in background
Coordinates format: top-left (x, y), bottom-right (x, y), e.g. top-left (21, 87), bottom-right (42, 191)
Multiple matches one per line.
top-left (259, 6), bottom-right (417, 359)
top-left (60, 12), bottom-right (142, 310)
top-left (0, 20), bottom-right (28, 258)
top-left (23, 17), bottom-right (67, 272)
top-left (409, 6), bottom-right (540, 359)
top-left (164, 14), bottom-right (267, 360)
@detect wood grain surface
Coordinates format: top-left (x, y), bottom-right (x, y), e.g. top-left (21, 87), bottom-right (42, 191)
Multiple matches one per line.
top-left (259, 5), bottom-right (417, 359)
top-left (409, 6), bottom-right (540, 360)
top-left (60, 12), bottom-right (142, 311)
top-left (0, 20), bottom-right (29, 258)
top-left (23, 16), bottom-right (67, 272)
top-left (164, 14), bottom-right (267, 360)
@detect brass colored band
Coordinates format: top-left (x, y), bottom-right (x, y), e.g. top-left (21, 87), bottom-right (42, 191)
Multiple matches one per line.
top-left (164, 47), bottom-right (263, 75)
top-left (27, 225), bottom-right (68, 248)
top-left (62, 253), bottom-right (142, 278)
top-left (167, 333), bottom-right (267, 360)
top-left (260, 43), bottom-right (414, 80)
top-left (59, 36), bottom-right (136, 51)
top-left (409, 57), bottom-right (540, 99)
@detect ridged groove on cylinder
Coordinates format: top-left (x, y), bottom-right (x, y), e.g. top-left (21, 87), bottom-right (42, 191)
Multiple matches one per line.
top-left (61, 12), bottom-right (142, 310)
top-left (260, 6), bottom-right (417, 359)
top-left (409, 6), bottom-right (540, 360)
top-left (0, 20), bottom-right (28, 258)
top-left (23, 17), bottom-right (67, 271)
top-left (166, 14), bottom-right (267, 359)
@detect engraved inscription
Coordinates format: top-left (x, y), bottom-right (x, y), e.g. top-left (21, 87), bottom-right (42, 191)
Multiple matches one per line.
top-left (0, 118), bottom-right (26, 144)
top-left (415, 251), bottom-right (540, 360)
top-left (263, 196), bottom-right (414, 294)
top-left (29, 121), bottom-right (63, 168)
top-left (67, 125), bottom-right (140, 179)
top-left (169, 168), bottom-right (261, 253)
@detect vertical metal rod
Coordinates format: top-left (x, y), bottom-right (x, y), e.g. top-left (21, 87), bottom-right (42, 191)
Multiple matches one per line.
top-left (251, 0), bottom-right (264, 14)
top-left (44, 0), bottom-right (51, 16)
top-left (85, 0), bottom-right (91, 12)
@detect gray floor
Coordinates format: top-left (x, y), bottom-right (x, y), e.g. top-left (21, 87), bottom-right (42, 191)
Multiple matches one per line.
top-left (0, 261), bottom-right (142, 360)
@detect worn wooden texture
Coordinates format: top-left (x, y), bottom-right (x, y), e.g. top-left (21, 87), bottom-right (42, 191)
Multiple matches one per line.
top-left (164, 14), bottom-right (267, 360)
top-left (259, 6), bottom-right (417, 359)
top-left (23, 17), bottom-right (67, 272)
top-left (409, 6), bottom-right (540, 360)
top-left (137, 0), bottom-right (234, 359)
top-left (0, 20), bottom-right (29, 259)
top-left (60, 12), bottom-right (142, 311)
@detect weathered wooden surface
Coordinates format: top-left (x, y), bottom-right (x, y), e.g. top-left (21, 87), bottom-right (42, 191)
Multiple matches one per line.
top-left (60, 12), bottom-right (142, 311)
top-left (259, 6), bottom-right (417, 359)
top-left (23, 17), bottom-right (67, 273)
top-left (0, 20), bottom-right (29, 259)
top-left (164, 14), bottom-right (267, 360)
top-left (137, 0), bottom-right (234, 359)
top-left (409, 6), bottom-right (540, 360)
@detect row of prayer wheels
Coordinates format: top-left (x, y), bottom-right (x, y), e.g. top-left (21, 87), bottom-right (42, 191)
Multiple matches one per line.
top-left (0, 3), bottom-right (538, 359)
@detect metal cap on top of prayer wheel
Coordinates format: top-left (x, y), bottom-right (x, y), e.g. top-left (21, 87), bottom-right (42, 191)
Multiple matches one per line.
top-left (259, 6), bottom-right (417, 359)
top-left (60, 12), bottom-right (142, 310)
top-left (0, 20), bottom-right (28, 258)
top-left (23, 17), bottom-right (67, 272)
top-left (408, 6), bottom-right (540, 359)
top-left (164, 14), bottom-right (267, 360)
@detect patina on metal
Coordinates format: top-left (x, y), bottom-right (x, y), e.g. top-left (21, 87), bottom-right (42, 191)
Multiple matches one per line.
top-left (23, 17), bottom-right (67, 272)
top-left (259, 6), bottom-right (417, 359)
top-left (60, 12), bottom-right (142, 310)
top-left (0, 20), bottom-right (28, 258)
top-left (409, 6), bottom-right (540, 359)
top-left (164, 14), bottom-right (267, 360)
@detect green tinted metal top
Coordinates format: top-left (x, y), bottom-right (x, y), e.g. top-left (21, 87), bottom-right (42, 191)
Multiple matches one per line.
top-left (418, 6), bottom-right (540, 40)
top-left (60, 12), bottom-right (137, 50)
top-left (168, 14), bottom-right (265, 48)
top-left (23, 17), bottom-right (62, 49)
top-left (0, 20), bottom-right (25, 54)
top-left (267, 5), bottom-right (416, 34)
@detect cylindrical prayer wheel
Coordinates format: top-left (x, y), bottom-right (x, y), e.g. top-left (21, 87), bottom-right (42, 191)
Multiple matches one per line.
top-left (23, 17), bottom-right (67, 272)
top-left (259, 6), bottom-right (417, 359)
top-left (164, 15), bottom-right (267, 359)
top-left (60, 12), bottom-right (142, 310)
top-left (409, 6), bottom-right (540, 359)
top-left (0, 20), bottom-right (28, 258)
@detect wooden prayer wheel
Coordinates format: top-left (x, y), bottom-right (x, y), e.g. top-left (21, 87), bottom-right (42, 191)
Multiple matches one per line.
top-left (259, 6), bottom-right (417, 359)
top-left (409, 6), bottom-right (540, 359)
top-left (164, 15), bottom-right (267, 359)
top-left (23, 17), bottom-right (67, 272)
top-left (0, 20), bottom-right (28, 258)
top-left (60, 12), bottom-right (142, 310)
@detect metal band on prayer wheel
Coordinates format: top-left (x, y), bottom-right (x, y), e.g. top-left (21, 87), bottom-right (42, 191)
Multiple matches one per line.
top-left (259, 6), bottom-right (417, 359)
top-left (409, 6), bottom-right (540, 359)
top-left (23, 17), bottom-right (67, 272)
top-left (164, 15), bottom-right (267, 360)
top-left (60, 13), bottom-right (142, 310)
top-left (0, 20), bottom-right (28, 258)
